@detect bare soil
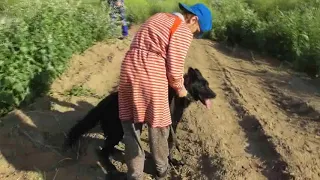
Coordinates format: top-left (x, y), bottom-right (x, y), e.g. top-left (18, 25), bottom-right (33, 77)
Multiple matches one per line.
top-left (1, 26), bottom-right (319, 180)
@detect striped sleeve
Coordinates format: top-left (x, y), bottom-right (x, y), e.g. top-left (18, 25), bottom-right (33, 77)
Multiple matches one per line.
top-left (166, 25), bottom-right (193, 93)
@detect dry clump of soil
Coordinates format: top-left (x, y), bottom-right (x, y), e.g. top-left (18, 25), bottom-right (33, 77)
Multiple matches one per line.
top-left (0, 27), bottom-right (319, 180)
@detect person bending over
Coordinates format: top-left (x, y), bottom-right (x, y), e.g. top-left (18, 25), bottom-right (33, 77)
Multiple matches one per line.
top-left (118, 2), bottom-right (212, 180)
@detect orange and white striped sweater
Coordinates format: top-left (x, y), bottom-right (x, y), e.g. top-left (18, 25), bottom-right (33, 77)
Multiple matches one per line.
top-left (118, 12), bottom-right (193, 127)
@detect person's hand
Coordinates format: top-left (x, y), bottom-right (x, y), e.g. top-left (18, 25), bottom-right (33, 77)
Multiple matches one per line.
top-left (177, 87), bottom-right (188, 98)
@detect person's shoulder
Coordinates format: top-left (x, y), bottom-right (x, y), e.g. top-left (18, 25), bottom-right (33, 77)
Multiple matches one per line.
top-left (144, 13), bottom-right (174, 29)
top-left (148, 12), bottom-right (171, 21)
top-left (176, 22), bottom-right (192, 37)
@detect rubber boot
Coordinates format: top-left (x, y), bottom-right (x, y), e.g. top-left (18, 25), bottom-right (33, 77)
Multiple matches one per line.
top-left (122, 25), bottom-right (129, 38)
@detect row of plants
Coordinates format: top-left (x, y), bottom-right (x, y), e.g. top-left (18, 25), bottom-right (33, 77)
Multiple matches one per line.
top-left (0, 0), bottom-right (116, 116)
top-left (211, 0), bottom-right (320, 77)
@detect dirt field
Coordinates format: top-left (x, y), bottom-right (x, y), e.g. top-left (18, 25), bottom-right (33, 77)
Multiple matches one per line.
top-left (1, 26), bottom-right (319, 180)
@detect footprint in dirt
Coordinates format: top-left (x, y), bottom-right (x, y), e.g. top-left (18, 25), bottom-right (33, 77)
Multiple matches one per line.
top-left (106, 52), bottom-right (115, 62)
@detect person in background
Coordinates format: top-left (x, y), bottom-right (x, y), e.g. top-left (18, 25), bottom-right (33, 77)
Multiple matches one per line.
top-left (118, 2), bottom-right (212, 180)
top-left (107, 0), bottom-right (129, 39)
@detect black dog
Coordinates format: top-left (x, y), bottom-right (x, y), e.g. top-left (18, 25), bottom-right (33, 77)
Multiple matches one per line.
top-left (63, 67), bottom-right (216, 166)
top-left (167, 67), bottom-right (216, 165)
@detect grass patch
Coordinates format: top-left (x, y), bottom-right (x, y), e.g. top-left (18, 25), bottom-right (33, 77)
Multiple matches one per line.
top-left (211, 0), bottom-right (320, 77)
top-left (124, 0), bottom-right (210, 23)
top-left (0, 0), bottom-right (115, 116)
top-left (63, 85), bottom-right (97, 97)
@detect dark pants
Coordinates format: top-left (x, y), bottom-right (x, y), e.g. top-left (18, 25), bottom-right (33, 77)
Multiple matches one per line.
top-left (121, 121), bottom-right (169, 180)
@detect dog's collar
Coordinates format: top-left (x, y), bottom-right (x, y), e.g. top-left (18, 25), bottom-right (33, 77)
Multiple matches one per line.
top-left (185, 93), bottom-right (195, 102)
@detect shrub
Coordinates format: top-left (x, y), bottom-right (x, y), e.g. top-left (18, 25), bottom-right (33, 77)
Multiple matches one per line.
top-left (125, 0), bottom-right (152, 23)
top-left (124, 0), bottom-right (210, 24)
top-left (210, 0), bottom-right (320, 76)
top-left (211, 0), bottom-right (266, 49)
top-left (0, 0), bottom-right (114, 116)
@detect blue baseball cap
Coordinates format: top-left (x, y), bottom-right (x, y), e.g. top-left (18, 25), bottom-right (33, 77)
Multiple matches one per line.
top-left (179, 2), bottom-right (213, 37)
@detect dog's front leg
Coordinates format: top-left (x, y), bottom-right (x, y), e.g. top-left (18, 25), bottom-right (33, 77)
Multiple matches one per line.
top-left (168, 125), bottom-right (185, 166)
top-left (168, 94), bottom-right (186, 166)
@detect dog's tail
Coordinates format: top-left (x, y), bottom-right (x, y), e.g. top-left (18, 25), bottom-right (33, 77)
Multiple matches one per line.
top-left (63, 96), bottom-right (111, 149)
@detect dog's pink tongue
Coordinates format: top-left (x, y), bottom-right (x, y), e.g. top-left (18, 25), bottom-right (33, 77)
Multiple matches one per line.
top-left (205, 99), bottom-right (212, 109)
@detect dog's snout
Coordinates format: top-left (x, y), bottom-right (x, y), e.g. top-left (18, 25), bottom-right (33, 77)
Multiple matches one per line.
top-left (210, 90), bottom-right (217, 98)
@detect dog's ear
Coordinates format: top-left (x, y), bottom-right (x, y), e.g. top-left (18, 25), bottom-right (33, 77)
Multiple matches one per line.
top-left (187, 67), bottom-right (196, 77)
top-left (187, 67), bottom-right (195, 73)
top-left (194, 68), bottom-right (201, 74)
top-left (194, 68), bottom-right (204, 79)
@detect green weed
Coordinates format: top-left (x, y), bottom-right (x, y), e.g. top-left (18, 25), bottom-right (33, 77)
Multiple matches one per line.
top-left (210, 0), bottom-right (320, 77)
top-left (63, 85), bottom-right (96, 97)
top-left (0, 0), bottom-right (114, 116)
top-left (124, 0), bottom-right (209, 23)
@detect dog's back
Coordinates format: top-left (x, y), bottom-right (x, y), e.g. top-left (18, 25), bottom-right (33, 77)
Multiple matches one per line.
top-left (64, 92), bottom-right (119, 148)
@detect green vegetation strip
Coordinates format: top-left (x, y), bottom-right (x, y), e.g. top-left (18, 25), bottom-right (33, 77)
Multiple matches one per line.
top-left (0, 0), bottom-right (115, 116)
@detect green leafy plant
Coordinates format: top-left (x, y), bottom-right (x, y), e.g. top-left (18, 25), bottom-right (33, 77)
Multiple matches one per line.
top-left (210, 0), bottom-right (320, 77)
top-left (0, 0), bottom-right (114, 116)
top-left (63, 85), bottom-right (96, 97)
